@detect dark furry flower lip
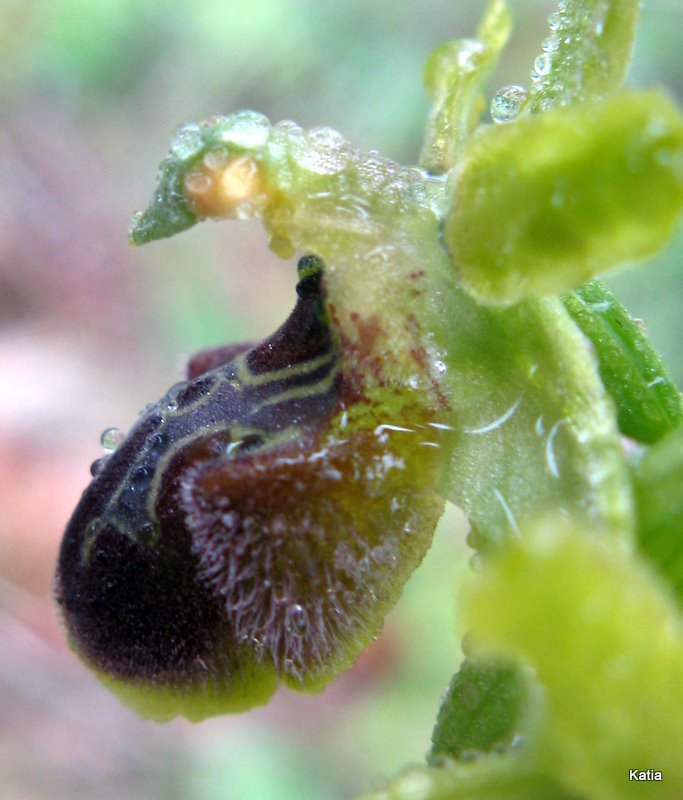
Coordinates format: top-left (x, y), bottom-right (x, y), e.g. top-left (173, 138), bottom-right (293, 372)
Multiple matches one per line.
top-left (55, 255), bottom-right (452, 720)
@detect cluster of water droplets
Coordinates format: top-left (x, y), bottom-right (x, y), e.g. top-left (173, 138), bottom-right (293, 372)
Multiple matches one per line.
top-left (169, 111), bottom-right (273, 164)
top-left (272, 122), bottom-right (354, 176)
top-left (169, 123), bottom-right (204, 162)
top-left (489, 5), bottom-right (562, 122)
top-left (264, 120), bottom-right (442, 217)
top-left (90, 426), bottom-right (125, 477)
top-left (490, 0), bottom-right (610, 123)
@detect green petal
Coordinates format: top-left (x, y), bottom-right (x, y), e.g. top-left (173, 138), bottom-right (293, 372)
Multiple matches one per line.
top-left (564, 280), bottom-right (682, 443)
top-left (441, 292), bottom-right (633, 550)
top-left (446, 91), bottom-right (683, 306)
top-left (428, 659), bottom-right (528, 764)
top-left (420, 0), bottom-right (511, 172)
top-left (466, 519), bottom-right (683, 799)
top-left (526, 0), bottom-right (639, 113)
top-left (634, 425), bottom-right (683, 604)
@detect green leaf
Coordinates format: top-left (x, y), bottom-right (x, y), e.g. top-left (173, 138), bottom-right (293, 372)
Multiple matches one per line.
top-left (526, 0), bottom-right (639, 113)
top-left (466, 518), bottom-right (683, 799)
top-left (445, 91), bottom-right (683, 306)
top-left (355, 757), bottom-right (579, 800)
top-left (634, 425), bottom-right (683, 603)
top-left (428, 659), bottom-right (527, 764)
top-left (420, 0), bottom-right (511, 173)
top-left (563, 280), bottom-right (682, 443)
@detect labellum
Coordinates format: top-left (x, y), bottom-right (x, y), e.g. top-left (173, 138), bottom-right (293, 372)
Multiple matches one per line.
top-left (55, 247), bottom-right (453, 720)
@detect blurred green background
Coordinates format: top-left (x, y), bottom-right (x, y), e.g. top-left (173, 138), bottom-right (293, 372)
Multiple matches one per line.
top-left (0, 1), bottom-right (681, 798)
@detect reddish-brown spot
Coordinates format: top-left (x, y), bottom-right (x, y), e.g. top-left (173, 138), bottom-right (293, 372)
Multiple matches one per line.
top-left (186, 341), bottom-right (255, 379)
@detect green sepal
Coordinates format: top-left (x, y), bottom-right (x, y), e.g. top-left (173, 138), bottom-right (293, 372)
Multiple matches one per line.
top-left (129, 155), bottom-right (198, 245)
top-left (634, 425), bottom-right (683, 604)
top-left (445, 91), bottom-right (683, 306)
top-left (466, 518), bottom-right (683, 799)
top-left (428, 659), bottom-right (527, 764)
top-left (420, 0), bottom-right (511, 173)
top-left (564, 280), bottom-right (682, 443)
top-left (526, 0), bottom-right (639, 113)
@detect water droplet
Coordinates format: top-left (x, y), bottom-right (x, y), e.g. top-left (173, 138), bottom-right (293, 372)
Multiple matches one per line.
top-left (130, 466), bottom-right (149, 485)
top-left (128, 210), bottom-right (143, 238)
top-left (184, 171), bottom-right (211, 194)
top-left (138, 521), bottom-right (157, 545)
top-left (542, 34), bottom-right (560, 53)
top-left (395, 771), bottom-right (433, 799)
top-left (203, 147), bottom-right (229, 172)
top-left (233, 200), bottom-right (258, 220)
top-left (217, 111), bottom-right (271, 148)
top-left (90, 457), bottom-right (109, 477)
top-left (490, 85), bottom-right (528, 124)
top-left (86, 518), bottom-right (102, 538)
top-left (469, 553), bottom-right (484, 572)
top-left (434, 359), bottom-right (447, 375)
top-left (288, 603), bottom-right (308, 634)
top-left (534, 53), bottom-right (552, 76)
top-left (170, 123), bottom-right (203, 161)
top-left (283, 657), bottom-right (295, 673)
top-left (307, 126), bottom-right (347, 149)
top-left (148, 432), bottom-right (167, 451)
top-left (274, 119), bottom-right (303, 134)
top-left (372, 542), bottom-right (398, 567)
top-left (101, 427), bottom-right (125, 452)
top-left (293, 126), bottom-right (350, 175)
top-left (548, 11), bottom-right (563, 31)
top-left (167, 398), bottom-right (178, 412)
